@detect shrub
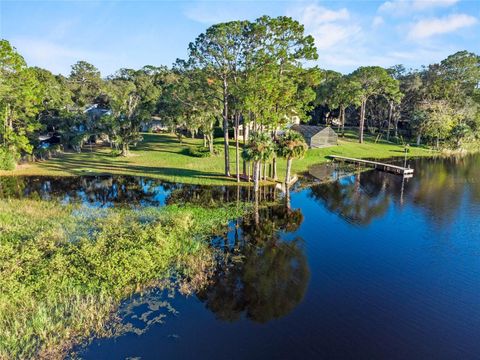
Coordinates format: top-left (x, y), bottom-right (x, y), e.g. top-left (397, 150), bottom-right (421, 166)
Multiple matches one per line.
top-left (0, 147), bottom-right (17, 170)
top-left (110, 148), bottom-right (122, 157)
top-left (0, 200), bottom-right (247, 359)
top-left (183, 145), bottom-right (213, 158)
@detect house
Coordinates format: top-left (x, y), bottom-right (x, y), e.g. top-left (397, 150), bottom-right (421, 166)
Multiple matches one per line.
top-left (141, 116), bottom-right (168, 132)
top-left (38, 133), bottom-right (61, 149)
top-left (290, 124), bottom-right (338, 148)
top-left (84, 104), bottom-right (112, 119)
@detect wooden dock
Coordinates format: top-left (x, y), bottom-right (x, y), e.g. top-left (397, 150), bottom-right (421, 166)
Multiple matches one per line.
top-left (329, 155), bottom-right (414, 176)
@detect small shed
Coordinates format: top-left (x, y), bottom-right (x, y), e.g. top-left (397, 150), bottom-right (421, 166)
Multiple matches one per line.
top-left (290, 124), bottom-right (338, 148)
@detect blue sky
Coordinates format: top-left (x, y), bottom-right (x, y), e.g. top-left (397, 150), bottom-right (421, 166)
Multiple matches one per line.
top-left (1, 0), bottom-right (479, 76)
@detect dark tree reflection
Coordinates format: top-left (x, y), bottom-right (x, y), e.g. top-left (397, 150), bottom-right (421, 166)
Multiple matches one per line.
top-left (309, 171), bottom-right (391, 225)
top-left (165, 184), bottom-right (276, 207)
top-left (307, 154), bottom-right (480, 227)
top-left (197, 203), bottom-right (310, 323)
top-left (0, 175), bottom-right (279, 208)
top-left (0, 175), bottom-right (168, 207)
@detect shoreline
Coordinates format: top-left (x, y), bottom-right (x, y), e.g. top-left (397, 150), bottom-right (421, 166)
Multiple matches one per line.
top-left (0, 133), bottom-right (439, 186)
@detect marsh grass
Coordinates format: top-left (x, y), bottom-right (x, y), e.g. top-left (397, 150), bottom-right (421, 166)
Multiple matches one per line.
top-left (0, 199), bottom-right (246, 359)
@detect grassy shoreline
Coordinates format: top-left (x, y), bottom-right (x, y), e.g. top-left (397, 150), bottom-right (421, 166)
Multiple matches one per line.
top-left (0, 132), bottom-right (436, 185)
top-left (0, 199), bottom-right (247, 359)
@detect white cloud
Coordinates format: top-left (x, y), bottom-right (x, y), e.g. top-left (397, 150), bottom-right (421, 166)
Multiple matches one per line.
top-left (372, 16), bottom-right (385, 27)
top-left (412, 0), bottom-right (459, 10)
top-left (287, 3), bottom-right (362, 51)
top-left (294, 4), bottom-right (350, 24)
top-left (379, 0), bottom-right (459, 14)
top-left (408, 13), bottom-right (477, 39)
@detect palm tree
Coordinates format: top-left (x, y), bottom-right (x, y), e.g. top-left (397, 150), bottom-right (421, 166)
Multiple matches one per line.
top-left (242, 132), bottom-right (274, 192)
top-left (277, 131), bottom-right (308, 185)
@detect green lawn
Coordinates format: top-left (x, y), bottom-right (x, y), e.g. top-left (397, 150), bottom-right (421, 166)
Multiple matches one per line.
top-left (0, 132), bottom-right (436, 185)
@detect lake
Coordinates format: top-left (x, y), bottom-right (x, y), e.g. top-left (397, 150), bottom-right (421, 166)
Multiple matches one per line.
top-left (1, 154), bottom-right (479, 359)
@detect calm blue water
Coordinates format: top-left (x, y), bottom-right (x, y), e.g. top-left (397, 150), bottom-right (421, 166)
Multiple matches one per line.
top-left (2, 155), bottom-right (480, 359)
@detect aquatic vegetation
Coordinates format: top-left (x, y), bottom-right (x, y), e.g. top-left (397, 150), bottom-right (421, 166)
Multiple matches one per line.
top-left (0, 199), bottom-right (246, 359)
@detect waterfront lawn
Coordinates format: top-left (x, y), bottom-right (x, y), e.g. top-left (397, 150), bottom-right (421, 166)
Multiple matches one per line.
top-left (0, 132), bottom-right (435, 185)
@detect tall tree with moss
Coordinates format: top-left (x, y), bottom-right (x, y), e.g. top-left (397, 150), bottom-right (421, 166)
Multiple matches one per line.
top-left (333, 76), bottom-right (359, 136)
top-left (315, 70), bottom-right (342, 124)
top-left (106, 79), bottom-right (143, 156)
top-left (349, 66), bottom-right (402, 143)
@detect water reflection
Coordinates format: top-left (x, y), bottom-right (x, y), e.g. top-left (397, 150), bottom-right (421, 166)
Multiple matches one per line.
top-left (0, 176), bottom-right (167, 207)
top-left (308, 155), bottom-right (480, 226)
top-left (0, 176), bottom-right (276, 207)
top-left (72, 154), bottom-right (480, 359)
top-left (309, 171), bottom-right (391, 226)
top-left (198, 203), bottom-right (309, 323)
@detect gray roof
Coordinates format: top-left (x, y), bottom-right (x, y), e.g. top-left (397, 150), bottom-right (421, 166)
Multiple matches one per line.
top-left (290, 124), bottom-right (326, 138)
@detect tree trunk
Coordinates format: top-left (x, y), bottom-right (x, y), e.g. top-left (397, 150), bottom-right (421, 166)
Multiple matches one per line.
top-left (272, 157), bottom-right (277, 180)
top-left (203, 134), bottom-right (207, 147)
top-left (242, 124), bottom-right (247, 176)
top-left (387, 101), bottom-right (393, 141)
top-left (285, 157), bottom-right (292, 185)
top-left (359, 100), bottom-right (366, 143)
top-left (337, 107), bottom-right (342, 133)
top-left (341, 105), bottom-right (346, 137)
top-left (235, 113), bottom-right (240, 182)
top-left (222, 77), bottom-right (230, 177)
top-left (253, 160), bottom-right (260, 192)
top-left (263, 161), bottom-right (267, 181)
top-left (258, 160), bottom-right (262, 182)
top-left (121, 143), bottom-right (128, 157)
top-left (416, 134), bottom-right (421, 146)
top-left (285, 186), bottom-right (291, 211)
top-left (254, 189), bottom-right (259, 225)
top-left (208, 133), bottom-right (214, 154)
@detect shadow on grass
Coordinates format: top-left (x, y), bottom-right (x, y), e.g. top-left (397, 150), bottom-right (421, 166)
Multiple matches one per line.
top-left (35, 153), bottom-right (230, 183)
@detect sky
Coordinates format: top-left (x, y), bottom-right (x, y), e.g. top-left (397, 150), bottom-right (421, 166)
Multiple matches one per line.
top-left (0, 0), bottom-right (479, 77)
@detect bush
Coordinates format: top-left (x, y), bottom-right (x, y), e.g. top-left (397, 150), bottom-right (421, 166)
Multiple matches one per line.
top-left (0, 200), bottom-right (246, 359)
top-left (0, 147), bottom-right (17, 170)
top-left (110, 148), bottom-right (122, 157)
top-left (183, 145), bottom-right (212, 158)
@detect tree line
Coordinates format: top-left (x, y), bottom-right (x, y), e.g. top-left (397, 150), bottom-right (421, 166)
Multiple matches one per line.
top-left (1, 15), bottom-right (479, 189)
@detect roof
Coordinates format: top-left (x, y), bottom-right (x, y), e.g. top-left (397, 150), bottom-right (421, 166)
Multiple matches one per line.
top-left (84, 104), bottom-right (112, 117)
top-left (290, 124), bottom-right (327, 138)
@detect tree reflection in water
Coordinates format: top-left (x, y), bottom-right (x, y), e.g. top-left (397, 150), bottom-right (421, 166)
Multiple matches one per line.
top-left (309, 171), bottom-right (391, 225)
top-left (0, 175), bottom-right (278, 207)
top-left (197, 196), bottom-right (310, 323)
top-left (307, 154), bottom-right (480, 227)
top-left (0, 175), bottom-right (168, 206)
